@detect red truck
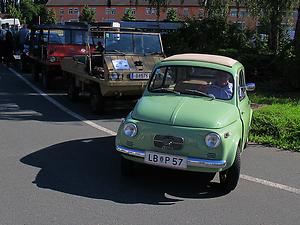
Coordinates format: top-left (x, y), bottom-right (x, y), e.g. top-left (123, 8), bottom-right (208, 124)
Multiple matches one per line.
top-left (28, 23), bottom-right (89, 89)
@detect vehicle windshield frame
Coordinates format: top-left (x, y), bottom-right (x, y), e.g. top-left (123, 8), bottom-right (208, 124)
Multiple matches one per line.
top-left (148, 65), bottom-right (235, 100)
top-left (103, 31), bottom-right (163, 55)
top-left (46, 28), bottom-right (88, 45)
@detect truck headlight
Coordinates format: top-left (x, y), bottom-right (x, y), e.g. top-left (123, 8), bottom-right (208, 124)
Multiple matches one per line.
top-left (124, 123), bottom-right (138, 137)
top-left (205, 133), bottom-right (221, 148)
top-left (49, 56), bottom-right (57, 63)
top-left (110, 72), bottom-right (118, 80)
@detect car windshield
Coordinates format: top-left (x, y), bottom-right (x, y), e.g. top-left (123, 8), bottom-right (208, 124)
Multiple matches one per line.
top-left (48, 29), bottom-right (87, 45)
top-left (104, 32), bottom-right (162, 54)
top-left (148, 66), bottom-right (234, 100)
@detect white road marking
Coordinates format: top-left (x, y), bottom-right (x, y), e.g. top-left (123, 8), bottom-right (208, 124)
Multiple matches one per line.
top-left (8, 68), bottom-right (300, 195)
top-left (8, 68), bottom-right (116, 136)
top-left (240, 174), bottom-right (300, 195)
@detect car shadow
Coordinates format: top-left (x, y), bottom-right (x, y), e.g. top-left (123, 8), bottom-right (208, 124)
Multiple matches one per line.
top-left (20, 136), bottom-right (228, 205)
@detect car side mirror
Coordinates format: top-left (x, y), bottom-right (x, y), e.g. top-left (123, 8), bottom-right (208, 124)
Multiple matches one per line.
top-left (245, 83), bottom-right (255, 91)
top-left (240, 83), bottom-right (255, 92)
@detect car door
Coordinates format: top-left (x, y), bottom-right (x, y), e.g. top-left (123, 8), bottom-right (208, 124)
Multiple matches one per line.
top-left (238, 68), bottom-right (252, 149)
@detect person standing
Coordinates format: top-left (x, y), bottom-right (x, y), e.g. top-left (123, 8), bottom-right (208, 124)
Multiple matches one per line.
top-left (0, 24), bottom-right (7, 63)
top-left (18, 24), bottom-right (29, 52)
top-left (4, 24), bottom-right (14, 66)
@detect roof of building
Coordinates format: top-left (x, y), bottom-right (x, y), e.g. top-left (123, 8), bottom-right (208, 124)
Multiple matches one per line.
top-left (162, 54), bottom-right (238, 67)
top-left (46, 0), bottom-right (203, 7)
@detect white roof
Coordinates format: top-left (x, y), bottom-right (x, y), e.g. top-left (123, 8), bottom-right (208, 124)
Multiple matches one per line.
top-left (163, 54), bottom-right (238, 67)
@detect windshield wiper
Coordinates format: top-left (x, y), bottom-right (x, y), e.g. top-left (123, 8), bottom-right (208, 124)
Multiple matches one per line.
top-left (150, 87), bottom-right (181, 95)
top-left (183, 89), bottom-right (215, 100)
top-left (107, 49), bottom-right (126, 55)
top-left (145, 51), bottom-right (161, 56)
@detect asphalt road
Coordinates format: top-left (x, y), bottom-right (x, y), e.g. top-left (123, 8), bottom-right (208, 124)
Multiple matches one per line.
top-left (0, 64), bottom-right (299, 225)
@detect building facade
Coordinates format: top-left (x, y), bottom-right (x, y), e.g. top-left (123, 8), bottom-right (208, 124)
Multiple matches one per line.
top-left (46, 0), bottom-right (298, 32)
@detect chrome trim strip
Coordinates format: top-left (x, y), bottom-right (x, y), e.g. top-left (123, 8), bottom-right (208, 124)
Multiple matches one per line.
top-left (116, 145), bottom-right (226, 169)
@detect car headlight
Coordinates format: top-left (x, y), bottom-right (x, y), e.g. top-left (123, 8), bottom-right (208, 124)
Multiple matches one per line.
top-left (205, 133), bottom-right (221, 148)
top-left (49, 56), bottom-right (57, 63)
top-left (110, 72), bottom-right (119, 80)
top-left (124, 123), bottom-right (138, 137)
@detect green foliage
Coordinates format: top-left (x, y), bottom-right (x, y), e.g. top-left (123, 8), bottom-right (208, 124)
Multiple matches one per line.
top-left (122, 8), bottom-right (136, 21)
top-left (166, 8), bottom-right (178, 21)
top-left (44, 8), bottom-right (57, 25)
top-left (79, 5), bottom-right (95, 23)
top-left (249, 103), bottom-right (300, 151)
top-left (7, 4), bottom-right (22, 21)
top-left (20, 0), bottom-right (40, 24)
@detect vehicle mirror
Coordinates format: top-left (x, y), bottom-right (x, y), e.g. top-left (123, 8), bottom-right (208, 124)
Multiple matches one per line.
top-left (242, 83), bottom-right (255, 91)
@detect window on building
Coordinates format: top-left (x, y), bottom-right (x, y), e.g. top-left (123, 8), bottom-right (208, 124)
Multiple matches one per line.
top-left (105, 8), bottom-right (110, 15)
top-left (151, 8), bottom-right (157, 15)
top-left (68, 8), bottom-right (73, 14)
top-left (183, 8), bottom-right (189, 17)
top-left (73, 8), bottom-right (79, 15)
top-left (91, 8), bottom-right (96, 14)
top-left (240, 10), bottom-right (248, 17)
top-left (198, 9), bottom-right (204, 18)
top-left (111, 8), bottom-right (116, 15)
top-left (60, 8), bottom-right (64, 15)
top-left (146, 8), bottom-right (151, 15)
top-left (230, 8), bottom-right (238, 17)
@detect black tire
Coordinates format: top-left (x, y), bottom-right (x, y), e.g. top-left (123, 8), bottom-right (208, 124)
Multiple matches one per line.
top-left (31, 64), bottom-right (39, 82)
top-left (90, 89), bottom-right (104, 113)
top-left (67, 79), bottom-right (79, 101)
top-left (42, 68), bottom-right (51, 90)
top-left (121, 157), bottom-right (134, 176)
top-left (219, 149), bottom-right (241, 192)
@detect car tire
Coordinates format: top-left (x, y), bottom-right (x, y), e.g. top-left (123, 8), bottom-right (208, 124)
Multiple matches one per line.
top-left (121, 157), bottom-right (134, 176)
top-left (219, 149), bottom-right (241, 192)
top-left (67, 79), bottom-right (79, 101)
top-left (90, 89), bottom-right (104, 114)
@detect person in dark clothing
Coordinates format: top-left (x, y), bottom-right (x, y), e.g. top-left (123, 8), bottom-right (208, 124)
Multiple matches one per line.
top-left (0, 24), bottom-right (6, 63)
top-left (4, 28), bottom-right (15, 66)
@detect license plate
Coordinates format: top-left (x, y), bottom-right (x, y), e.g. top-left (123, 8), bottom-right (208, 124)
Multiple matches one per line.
top-left (14, 55), bottom-right (21, 60)
top-left (144, 151), bottom-right (187, 169)
top-left (130, 73), bottom-right (150, 80)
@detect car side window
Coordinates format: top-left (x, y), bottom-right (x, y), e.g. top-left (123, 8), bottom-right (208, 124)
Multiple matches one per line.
top-left (239, 69), bottom-right (246, 101)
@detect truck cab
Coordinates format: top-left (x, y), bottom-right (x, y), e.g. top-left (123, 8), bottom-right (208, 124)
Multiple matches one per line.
top-left (61, 25), bottom-right (165, 113)
top-left (28, 23), bottom-right (88, 89)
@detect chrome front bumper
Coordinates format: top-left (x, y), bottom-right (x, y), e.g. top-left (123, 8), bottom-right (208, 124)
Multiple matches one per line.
top-left (116, 145), bottom-right (226, 169)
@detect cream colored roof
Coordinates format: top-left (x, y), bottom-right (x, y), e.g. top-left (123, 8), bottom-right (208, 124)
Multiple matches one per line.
top-left (163, 54), bottom-right (238, 67)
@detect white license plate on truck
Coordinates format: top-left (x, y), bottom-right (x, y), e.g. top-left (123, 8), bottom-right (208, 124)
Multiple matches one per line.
top-left (130, 73), bottom-right (150, 80)
top-left (144, 151), bottom-right (187, 169)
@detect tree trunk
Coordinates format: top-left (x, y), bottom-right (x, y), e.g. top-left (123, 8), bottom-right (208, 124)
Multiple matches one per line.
top-left (269, 11), bottom-right (280, 54)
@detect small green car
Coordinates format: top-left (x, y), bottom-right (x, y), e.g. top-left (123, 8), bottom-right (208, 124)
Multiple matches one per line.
top-left (116, 54), bottom-right (255, 192)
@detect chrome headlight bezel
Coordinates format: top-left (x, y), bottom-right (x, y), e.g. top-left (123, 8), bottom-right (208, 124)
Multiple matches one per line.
top-left (205, 133), bottom-right (221, 148)
top-left (123, 123), bottom-right (138, 137)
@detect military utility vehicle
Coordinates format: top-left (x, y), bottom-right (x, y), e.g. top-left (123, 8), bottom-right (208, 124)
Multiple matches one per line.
top-left (61, 25), bottom-right (165, 113)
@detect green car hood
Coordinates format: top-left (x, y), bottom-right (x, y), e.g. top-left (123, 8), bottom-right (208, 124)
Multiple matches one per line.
top-left (132, 95), bottom-right (239, 129)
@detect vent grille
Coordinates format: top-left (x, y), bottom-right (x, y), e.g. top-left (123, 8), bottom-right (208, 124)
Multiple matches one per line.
top-left (153, 135), bottom-right (184, 150)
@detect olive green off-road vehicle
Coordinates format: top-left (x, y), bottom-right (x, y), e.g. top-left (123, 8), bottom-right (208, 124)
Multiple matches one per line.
top-left (61, 26), bottom-right (165, 113)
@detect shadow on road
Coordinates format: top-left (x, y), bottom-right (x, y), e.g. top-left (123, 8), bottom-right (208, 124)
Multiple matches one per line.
top-left (20, 136), bottom-right (228, 205)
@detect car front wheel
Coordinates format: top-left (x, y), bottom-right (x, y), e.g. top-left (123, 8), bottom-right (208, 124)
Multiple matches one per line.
top-left (219, 149), bottom-right (241, 192)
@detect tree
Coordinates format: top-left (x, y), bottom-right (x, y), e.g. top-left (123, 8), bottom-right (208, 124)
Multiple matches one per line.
top-left (20, 0), bottom-right (39, 24)
top-left (166, 8), bottom-right (178, 21)
top-left (203, 0), bottom-right (233, 19)
top-left (294, 4), bottom-right (300, 58)
top-left (148, 0), bottom-right (169, 21)
top-left (79, 5), bottom-right (95, 23)
top-left (7, 4), bottom-right (22, 20)
top-left (122, 8), bottom-right (136, 21)
top-left (246, 0), bottom-right (299, 54)
top-left (44, 8), bottom-right (57, 24)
